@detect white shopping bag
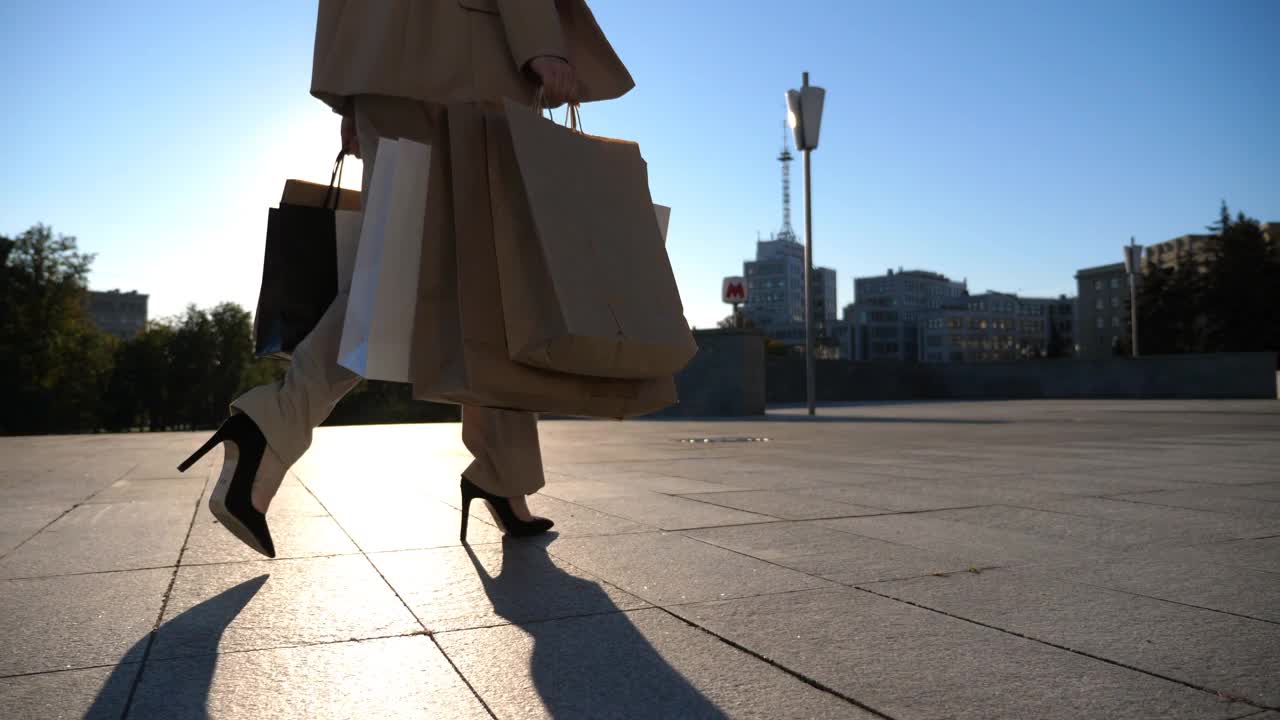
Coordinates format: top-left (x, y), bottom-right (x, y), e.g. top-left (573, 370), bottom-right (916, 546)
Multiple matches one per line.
top-left (338, 137), bottom-right (432, 381)
top-left (335, 209), bottom-right (362, 294)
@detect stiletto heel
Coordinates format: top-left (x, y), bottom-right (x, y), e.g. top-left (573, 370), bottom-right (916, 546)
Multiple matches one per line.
top-left (178, 414), bottom-right (276, 558)
top-left (460, 495), bottom-right (472, 543)
top-left (459, 476), bottom-right (553, 543)
top-left (178, 426), bottom-right (226, 472)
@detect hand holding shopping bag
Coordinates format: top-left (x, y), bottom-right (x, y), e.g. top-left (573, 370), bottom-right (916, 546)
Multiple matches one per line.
top-left (253, 151), bottom-right (361, 360)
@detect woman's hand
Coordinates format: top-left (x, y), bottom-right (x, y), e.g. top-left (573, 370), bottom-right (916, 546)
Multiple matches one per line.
top-left (529, 56), bottom-right (578, 106)
top-left (341, 114), bottom-right (360, 158)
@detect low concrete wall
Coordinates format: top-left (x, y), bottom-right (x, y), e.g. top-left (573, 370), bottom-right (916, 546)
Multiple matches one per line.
top-left (659, 329), bottom-right (766, 417)
top-left (767, 352), bottom-right (1279, 403)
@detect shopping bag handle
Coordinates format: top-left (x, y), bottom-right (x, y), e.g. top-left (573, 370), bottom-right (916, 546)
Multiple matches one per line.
top-left (323, 149), bottom-right (347, 210)
top-left (531, 87), bottom-right (584, 134)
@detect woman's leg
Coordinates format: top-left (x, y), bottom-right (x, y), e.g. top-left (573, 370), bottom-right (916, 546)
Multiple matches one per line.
top-left (227, 98), bottom-right (391, 510)
top-left (461, 406), bottom-right (546, 507)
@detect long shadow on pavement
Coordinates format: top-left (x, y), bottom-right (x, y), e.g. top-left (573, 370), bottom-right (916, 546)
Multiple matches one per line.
top-left (465, 538), bottom-right (728, 719)
top-left (84, 575), bottom-right (268, 720)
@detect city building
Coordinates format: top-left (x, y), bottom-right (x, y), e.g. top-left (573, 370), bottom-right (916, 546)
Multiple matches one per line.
top-left (86, 290), bottom-right (148, 339)
top-left (739, 132), bottom-right (839, 350)
top-left (1144, 233), bottom-right (1214, 273)
top-left (847, 269), bottom-right (967, 362)
top-left (1075, 263), bottom-right (1129, 359)
top-left (918, 293), bottom-right (1074, 363)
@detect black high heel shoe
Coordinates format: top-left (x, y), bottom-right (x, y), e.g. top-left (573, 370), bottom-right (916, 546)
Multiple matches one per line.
top-left (178, 414), bottom-right (276, 558)
top-left (459, 476), bottom-right (554, 543)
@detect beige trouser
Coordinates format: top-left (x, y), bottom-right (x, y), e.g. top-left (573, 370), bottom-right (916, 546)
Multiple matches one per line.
top-left (232, 95), bottom-right (545, 499)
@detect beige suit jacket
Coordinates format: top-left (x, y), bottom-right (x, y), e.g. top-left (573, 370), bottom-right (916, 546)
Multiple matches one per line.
top-left (311, 0), bottom-right (634, 113)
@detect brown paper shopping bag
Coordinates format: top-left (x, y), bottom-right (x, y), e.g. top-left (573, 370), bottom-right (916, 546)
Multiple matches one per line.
top-left (487, 99), bottom-right (696, 380)
top-left (410, 103), bottom-right (676, 418)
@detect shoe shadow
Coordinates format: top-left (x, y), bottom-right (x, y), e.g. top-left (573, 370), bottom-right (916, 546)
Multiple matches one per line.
top-left (83, 575), bottom-right (269, 720)
top-left (464, 538), bottom-right (728, 720)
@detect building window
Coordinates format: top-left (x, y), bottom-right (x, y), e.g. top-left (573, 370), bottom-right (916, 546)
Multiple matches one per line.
top-left (1096, 318), bottom-right (1104, 329)
top-left (1111, 297), bottom-right (1120, 308)
top-left (1094, 280), bottom-right (1103, 291)
top-left (1112, 316), bottom-right (1121, 328)
top-left (1095, 299), bottom-right (1104, 310)
top-left (1110, 278), bottom-right (1121, 289)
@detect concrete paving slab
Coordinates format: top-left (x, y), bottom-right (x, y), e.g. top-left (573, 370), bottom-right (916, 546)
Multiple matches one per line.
top-left (321, 494), bottom-right (505, 552)
top-left (131, 635), bottom-right (490, 719)
top-left (1178, 537), bottom-right (1280, 574)
top-left (1111, 488), bottom-right (1280, 519)
top-left (82, 476), bottom-right (206, 505)
top-left (0, 500), bottom-right (194, 579)
top-left (686, 521), bottom-right (977, 585)
top-left (999, 497), bottom-right (1280, 544)
top-left (1100, 464), bottom-right (1280, 486)
top-left (820, 513), bottom-right (1092, 566)
top-left (678, 489), bottom-right (885, 520)
top-left (0, 503), bottom-right (67, 557)
top-left (181, 511), bottom-right (359, 566)
top-left (798, 480), bottom-right (1052, 513)
top-left (571, 492), bottom-right (777, 531)
top-left (1025, 554), bottom-right (1280, 623)
top-left (436, 607), bottom-right (875, 720)
top-left (151, 556), bottom-right (420, 659)
top-left (545, 470), bottom-right (734, 496)
top-left (870, 569), bottom-right (1280, 707)
top-left (0, 569), bottom-right (171, 675)
top-left (550, 532), bottom-right (833, 605)
top-left (573, 458), bottom-right (852, 491)
top-left (522, 494), bottom-right (654, 536)
top-left (671, 588), bottom-right (1251, 720)
top-left (371, 540), bottom-right (649, 633)
top-left (0, 663), bottom-right (137, 720)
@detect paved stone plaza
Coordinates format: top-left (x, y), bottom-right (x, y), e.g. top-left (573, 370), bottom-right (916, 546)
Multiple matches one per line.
top-left (1, 400), bottom-right (1278, 719)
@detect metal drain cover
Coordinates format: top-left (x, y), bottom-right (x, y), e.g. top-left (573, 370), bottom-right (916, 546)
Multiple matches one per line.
top-left (678, 436), bottom-right (771, 444)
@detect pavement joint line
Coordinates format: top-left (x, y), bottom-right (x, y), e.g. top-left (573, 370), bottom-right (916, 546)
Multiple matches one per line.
top-left (1029, 574), bottom-right (1280, 627)
top-left (427, 634), bottom-right (499, 720)
top-left (0, 563), bottom-right (184, 583)
top-left (128, 629), bottom-right (434, 666)
top-left (852, 585), bottom-right (1275, 712)
top-left (119, 483), bottom-right (206, 720)
top-left (660, 502), bottom-right (1008, 535)
top-left (1096, 494), bottom-right (1280, 518)
top-left (0, 661), bottom-right (135, 681)
top-left (652, 605), bottom-right (899, 720)
top-left (0, 460), bottom-right (141, 564)
top-left (839, 565), bottom-right (1006, 588)
top-left (294, 473), bottom-right (499, 719)
top-left (430, 605), bottom-right (654, 637)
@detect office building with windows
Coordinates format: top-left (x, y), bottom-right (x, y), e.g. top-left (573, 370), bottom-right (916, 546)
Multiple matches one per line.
top-left (919, 292), bottom-right (1073, 363)
top-left (742, 235), bottom-right (838, 346)
top-left (1075, 263), bottom-right (1130, 359)
top-left (86, 290), bottom-right (148, 339)
top-left (847, 269), bottom-right (967, 362)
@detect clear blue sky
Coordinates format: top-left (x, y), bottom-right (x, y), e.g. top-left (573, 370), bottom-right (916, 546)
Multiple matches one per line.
top-left (3, 0), bottom-right (1277, 328)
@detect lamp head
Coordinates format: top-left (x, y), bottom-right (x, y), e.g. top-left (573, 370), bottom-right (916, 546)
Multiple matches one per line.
top-left (785, 84), bottom-right (826, 151)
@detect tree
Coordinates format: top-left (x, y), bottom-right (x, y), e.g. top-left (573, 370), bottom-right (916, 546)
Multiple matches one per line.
top-left (0, 225), bottom-right (114, 434)
top-left (1201, 204), bottom-right (1277, 354)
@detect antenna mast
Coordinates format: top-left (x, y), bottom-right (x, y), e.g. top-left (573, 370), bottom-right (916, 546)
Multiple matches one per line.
top-left (778, 123), bottom-right (795, 242)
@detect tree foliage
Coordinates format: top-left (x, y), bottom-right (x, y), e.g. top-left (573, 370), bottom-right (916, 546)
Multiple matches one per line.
top-left (0, 225), bottom-right (115, 434)
top-left (1, 224), bottom-right (285, 434)
top-left (1136, 204), bottom-right (1280, 361)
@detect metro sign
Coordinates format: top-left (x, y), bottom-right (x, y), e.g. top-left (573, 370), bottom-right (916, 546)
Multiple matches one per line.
top-left (722, 276), bottom-right (747, 304)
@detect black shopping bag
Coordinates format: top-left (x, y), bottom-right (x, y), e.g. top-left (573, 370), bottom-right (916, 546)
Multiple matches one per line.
top-left (253, 152), bottom-right (355, 360)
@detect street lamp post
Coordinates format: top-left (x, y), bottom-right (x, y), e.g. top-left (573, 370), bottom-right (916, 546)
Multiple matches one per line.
top-left (1123, 237), bottom-right (1142, 357)
top-left (786, 72), bottom-right (826, 416)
